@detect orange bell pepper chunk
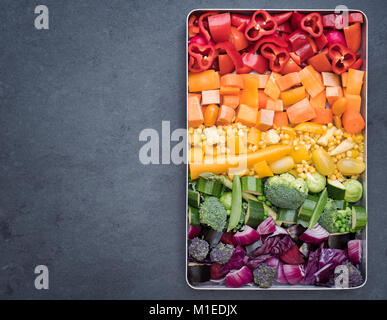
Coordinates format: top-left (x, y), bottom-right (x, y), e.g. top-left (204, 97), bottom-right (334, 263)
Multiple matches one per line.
top-left (326, 86), bottom-right (343, 106)
top-left (280, 86), bottom-right (306, 107)
top-left (222, 95), bottom-right (240, 109)
top-left (310, 90), bottom-right (327, 109)
top-left (344, 93), bottom-right (361, 113)
top-left (341, 72), bottom-right (348, 87)
top-left (189, 70), bottom-right (220, 92)
top-left (346, 68), bottom-right (365, 95)
top-left (256, 109), bottom-right (274, 131)
top-left (247, 127), bottom-right (261, 145)
top-left (220, 73), bottom-right (244, 88)
top-left (216, 105), bottom-right (235, 126)
top-left (298, 65), bottom-right (324, 98)
top-left (276, 72), bottom-right (301, 91)
top-left (280, 57), bottom-right (302, 75)
top-left (236, 104), bottom-right (258, 127)
top-left (188, 94), bottom-right (204, 127)
top-left (254, 160), bottom-right (274, 178)
top-left (286, 98), bottom-right (317, 124)
top-left (240, 75), bottom-right (259, 108)
top-left (264, 72), bottom-right (281, 100)
top-left (248, 74), bottom-right (269, 88)
top-left (312, 107), bottom-right (333, 124)
top-left (266, 98), bottom-right (284, 112)
top-left (322, 72), bottom-right (341, 87)
top-left (201, 89), bottom-right (220, 105)
top-left (258, 90), bottom-right (270, 109)
top-left (307, 52), bottom-right (332, 72)
top-left (220, 86), bottom-right (240, 95)
top-left (273, 111), bottom-right (289, 128)
top-left (344, 23), bottom-right (361, 53)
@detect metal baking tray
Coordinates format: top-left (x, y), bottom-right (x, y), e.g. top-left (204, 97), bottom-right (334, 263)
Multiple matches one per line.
top-left (186, 8), bottom-right (367, 290)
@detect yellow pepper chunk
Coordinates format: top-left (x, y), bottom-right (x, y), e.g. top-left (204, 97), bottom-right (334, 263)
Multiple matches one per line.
top-left (247, 127), bottom-right (261, 146)
top-left (294, 122), bottom-right (325, 135)
top-left (290, 145), bottom-right (311, 163)
top-left (254, 160), bottom-right (274, 178)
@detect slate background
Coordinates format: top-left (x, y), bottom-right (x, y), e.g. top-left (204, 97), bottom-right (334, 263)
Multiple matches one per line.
top-left (0, 0), bottom-right (386, 300)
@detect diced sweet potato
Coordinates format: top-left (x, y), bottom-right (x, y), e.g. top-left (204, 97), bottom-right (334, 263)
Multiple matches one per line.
top-left (326, 86), bottom-right (343, 106)
top-left (256, 109), bottom-right (274, 131)
top-left (322, 72), bottom-right (341, 87)
top-left (276, 72), bottom-right (301, 91)
top-left (266, 99), bottom-right (284, 112)
top-left (188, 94), bottom-right (204, 127)
top-left (236, 104), bottom-right (258, 127)
top-left (216, 105), bottom-right (235, 126)
top-left (201, 89), bottom-right (220, 105)
top-left (286, 98), bottom-right (316, 124)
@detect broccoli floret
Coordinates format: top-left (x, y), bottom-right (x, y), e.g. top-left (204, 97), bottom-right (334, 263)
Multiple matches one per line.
top-left (188, 237), bottom-right (209, 261)
top-left (334, 262), bottom-right (363, 288)
top-left (199, 197), bottom-right (228, 231)
top-left (264, 173), bottom-right (308, 209)
top-left (253, 263), bottom-right (277, 288)
top-left (319, 200), bottom-right (352, 233)
top-left (210, 243), bottom-right (235, 264)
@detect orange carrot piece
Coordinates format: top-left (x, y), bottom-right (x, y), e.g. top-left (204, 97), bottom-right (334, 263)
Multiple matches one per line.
top-left (258, 90), bottom-right (270, 109)
top-left (273, 111), bottom-right (289, 127)
top-left (342, 109), bottom-right (365, 134)
top-left (298, 65), bottom-right (324, 98)
top-left (310, 90), bottom-right (327, 109)
top-left (344, 23), bottom-right (361, 53)
top-left (322, 72), bottom-right (341, 87)
top-left (220, 86), bottom-right (240, 95)
top-left (341, 72), bottom-right (348, 87)
top-left (307, 52), bottom-right (332, 72)
top-left (286, 98), bottom-right (317, 124)
top-left (256, 109), bottom-right (275, 131)
top-left (189, 70), bottom-right (220, 92)
top-left (236, 104), bottom-right (258, 127)
top-left (188, 94), bottom-right (204, 127)
top-left (280, 58), bottom-right (302, 75)
top-left (346, 68), bottom-right (365, 95)
top-left (266, 98), bottom-right (284, 112)
top-left (220, 73), bottom-right (244, 88)
top-left (276, 72), bottom-right (301, 91)
top-left (264, 72), bottom-right (281, 100)
top-left (240, 75), bottom-right (259, 108)
top-left (312, 108), bottom-right (333, 124)
top-left (216, 105), bottom-right (235, 126)
top-left (222, 95), bottom-right (240, 109)
top-left (280, 86), bottom-right (306, 107)
top-left (345, 94), bottom-right (361, 113)
top-left (326, 86), bottom-right (343, 106)
top-left (201, 89), bottom-right (220, 105)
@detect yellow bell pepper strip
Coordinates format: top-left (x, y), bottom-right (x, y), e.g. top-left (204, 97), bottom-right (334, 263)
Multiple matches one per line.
top-left (189, 144), bottom-right (292, 179)
top-left (326, 86), bottom-right (343, 106)
top-left (188, 70), bottom-right (220, 92)
top-left (240, 75), bottom-right (259, 108)
top-left (264, 72), bottom-right (281, 100)
top-left (280, 86), bottom-right (306, 107)
top-left (236, 104), bottom-right (258, 127)
top-left (310, 90), bottom-right (326, 109)
top-left (254, 160), bottom-right (274, 178)
top-left (344, 22), bottom-right (361, 53)
top-left (298, 65), bottom-right (324, 98)
top-left (290, 145), bottom-right (311, 163)
top-left (247, 127), bottom-right (261, 145)
top-left (294, 122), bottom-right (325, 135)
top-left (188, 94), bottom-right (204, 128)
top-left (346, 68), bottom-right (365, 95)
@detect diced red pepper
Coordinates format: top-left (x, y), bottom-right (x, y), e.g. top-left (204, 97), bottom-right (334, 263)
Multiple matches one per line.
top-left (315, 33), bottom-right (328, 51)
top-left (208, 13), bottom-right (232, 43)
top-left (241, 52), bottom-right (269, 73)
top-left (250, 32), bottom-right (289, 53)
top-left (328, 43), bottom-right (356, 74)
top-left (245, 10), bottom-right (277, 41)
top-left (236, 65), bottom-right (253, 74)
top-left (231, 13), bottom-right (251, 30)
top-left (349, 12), bottom-right (363, 24)
top-left (272, 12), bottom-right (293, 25)
top-left (188, 42), bottom-right (216, 73)
top-left (277, 21), bottom-right (292, 33)
top-left (218, 54), bottom-right (235, 75)
top-left (290, 11), bottom-right (305, 30)
top-left (215, 41), bottom-right (244, 73)
top-left (260, 43), bottom-right (290, 73)
top-left (198, 12), bottom-right (218, 42)
top-left (188, 14), bottom-right (200, 38)
top-left (295, 41), bottom-right (315, 63)
top-left (322, 14), bottom-right (348, 29)
top-left (229, 26), bottom-right (249, 51)
top-left (301, 12), bottom-right (323, 38)
top-left (288, 30), bottom-right (310, 51)
top-left (350, 58), bottom-right (363, 70)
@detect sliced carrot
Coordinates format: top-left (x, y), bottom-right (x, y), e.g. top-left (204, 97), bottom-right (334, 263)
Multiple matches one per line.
top-left (188, 94), bottom-right (204, 127)
top-left (189, 70), bottom-right (220, 92)
top-left (220, 86), bottom-right (240, 95)
top-left (345, 94), bottom-right (361, 113)
top-left (342, 109), bottom-right (365, 134)
top-left (307, 52), bottom-right (332, 72)
top-left (220, 73), bottom-right (244, 88)
top-left (332, 97), bottom-right (348, 116)
top-left (256, 109), bottom-right (275, 131)
top-left (322, 72), bottom-right (341, 87)
top-left (222, 95), bottom-right (240, 109)
top-left (341, 72), bottom-right (348, 87)
top-left (236, 104), bottom-right (258, 127)
top-left (344, 22), bottom-right (361, 53)
top-left (326, 86), bottom-right (343, 106)
top-left (264, 72), bottom-right (281, 100)
top-left (312, 108), bottom-right (333, 124)
top-left (310, 90), bottom-right (326, 109)
top-left (266, 98), bottom-right (284, 112)
top-left (298, 65), bottom-right (324, 98)
top-left (346, 68), bottom-right (365, 95)
top-left (280, 58), bottom-right (302, 75)
top-left (216, 105), bottom-right (235, 126)
top-left (202, 89), bottom-right (220, 105)
top-left (273, 111), bottom-right (289, 127)
top-left (258, 90), bottom-right (270, 109)
top-left (276, 72), bottom-right (301, 91)
top-left (286, 98), bottom-right (317, 124)
top-left (248, 74), bottom-right (269, 88)
top-left (280, 86), bottom-right (306, 107)
top-left (240, 75), bottom-right (259, 108)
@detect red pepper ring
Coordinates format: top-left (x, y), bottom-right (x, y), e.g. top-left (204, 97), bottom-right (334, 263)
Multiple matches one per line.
top-left (244, 10), bottom-right (277, 41)
top-left (301, 12), bottom-right (323, 38)
top-left (241, 52), bottom-right (268, 74)
top-left (188, 42), bottom-right (216, 73)
top-left (215, 41), bottom-right (244, 73)
top-left (328, 43), bottom-right (356, 74)
top-left (208, 12), bottom-right (232, 43)
top-left (260, 43), bottom-right (290, 73)
top-left (250, 33), bottom-right (289, 53)
top-left (198, 12), bottom-right (219, 42)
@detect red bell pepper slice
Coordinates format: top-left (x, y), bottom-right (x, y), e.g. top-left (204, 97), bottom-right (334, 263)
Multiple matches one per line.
top-left (208, 12), bottom-right (232, 43)
top-left (272, 12), bottom-right (293, 25)
top-left (218, 54), bottom-right (235, 75)
top-left (350, 58), bottom-right (363, 70)
top-left (349, 12), bottom-right (363, 24)
top-left (260, 43), bottom-right (290, 73)
top-left (328, 43), bottom-right (356, 74)
top-left (229, 26), bottom-right (249, 51)
top-left (198, 12), bottom-right (218, 42)
top-left (188, 14), bottom-right (200, 38)
top-left (250, 32), bottom-right (289, 53)
top-left (215, 41), bottom-right (244, 73)
top-left (295, 41), bottom-right (315, 63)
top-left (231, 13), bottom-right (251, 31)
top-left (315, 33), bottom-right (328, 51)
top-left (241, 52), bottom-right (269, 73)
top-left (277, 21), bottom-right (292, 33)
top-left (290, 11), bottom-right (305, 30)
top-left (288, 30), bottom-right (310, 51)
top-left (188, 42), bottom-right (216, 73)
top-left (301, 12), bottom-right (323, 38)
top-left (244, 10), bottom-right (277, 41)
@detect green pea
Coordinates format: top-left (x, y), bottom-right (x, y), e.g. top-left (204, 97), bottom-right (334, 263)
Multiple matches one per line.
top-left (265, 201), bottom-right (272, 206)
top-left (339, 227), bottom-right (345, 233)
top-left (335, 220), bottom-right (342, 227)
top-left (337, 212), bottom-right (343, 219)
top-left (347, 211), bottom-right (352, 217)
top-left (258, 195), bottom-right (265, 201)
top-left (350, 228), bottom-right (355, 233)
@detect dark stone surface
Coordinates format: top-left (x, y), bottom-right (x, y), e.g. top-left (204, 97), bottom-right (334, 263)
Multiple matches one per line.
top-left (0, 0), bottom-right (386, 299)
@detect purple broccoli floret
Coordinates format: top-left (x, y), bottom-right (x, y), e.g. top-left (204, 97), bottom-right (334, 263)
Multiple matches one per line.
top-left (189, 238), bottom-right (209, 262)
top-left (253, 263), bottom-right (277, 288)
top-left (210, 243), bottom-right (235, 265)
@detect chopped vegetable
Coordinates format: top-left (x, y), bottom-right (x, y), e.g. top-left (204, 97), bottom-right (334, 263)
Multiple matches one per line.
top-left (189, 70), bottom-right (220, 92)
top-left (343, 179), bottom-right (363, 202)
top-left (269, 156), bottom-right (295, 174)
top-left (283, 264), bottom-right (305, 284)
top-left (234, 225), bottom-right (260, 245)
top-left (337, 158), bottom-right (365, 175)
top-left (236, 104), bottom-right (258, 127)
top-left (286, 98), bottom-right (317, 124)
top-left (225, 266), bottom-right (253, 288)
top-left (210, 242), bottom-right (235, 264)
top-left (257, 216), bottom-right (276, 235)
top-left (188, 225), bottom-right (201, 239)
top-left (253, 262), bottom-right (277, 288)
top-left (342, 109), bottom-right (365, 134)
top-left (199, 197), bottom-right (228, 232)
top-left (348, 240), bottom-right (362, 265)
top-left (228, 175), bottom-right (242, 232)
top-left (189, 237), bottom-right (209, 261)
top-left (306, 172), bottom-right (326, 193)
top-left (299, 223), bottom-right (329, 245)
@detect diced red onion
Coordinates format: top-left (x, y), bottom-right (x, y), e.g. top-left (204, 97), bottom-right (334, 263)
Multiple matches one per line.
top-left (283, 264), bottom-right (305, 285)
top-left (225, 266), bottom-right (253, 288)
top-left (257, 216), bottom-right (276, 235)
top-left (280, 245), bottom-right (305, 265)
top-left (299, 224), bottom-right (329, 245)
top-left (234, 225), bottom-right (260, 245)
top-left (276, 262), bottom-right (288, 284)
top-left (188, 225), bottom-right (201, 240)
top-left (266, 256), bottom-right (280, 268)
top-left (348, 240), bottom-right (362, 265)
top-left (325, 30), bottom-right (347, 47)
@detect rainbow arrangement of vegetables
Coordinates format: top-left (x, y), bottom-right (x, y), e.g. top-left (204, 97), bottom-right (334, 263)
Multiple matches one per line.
top-left (187, 9), bottom-right (366, 289)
